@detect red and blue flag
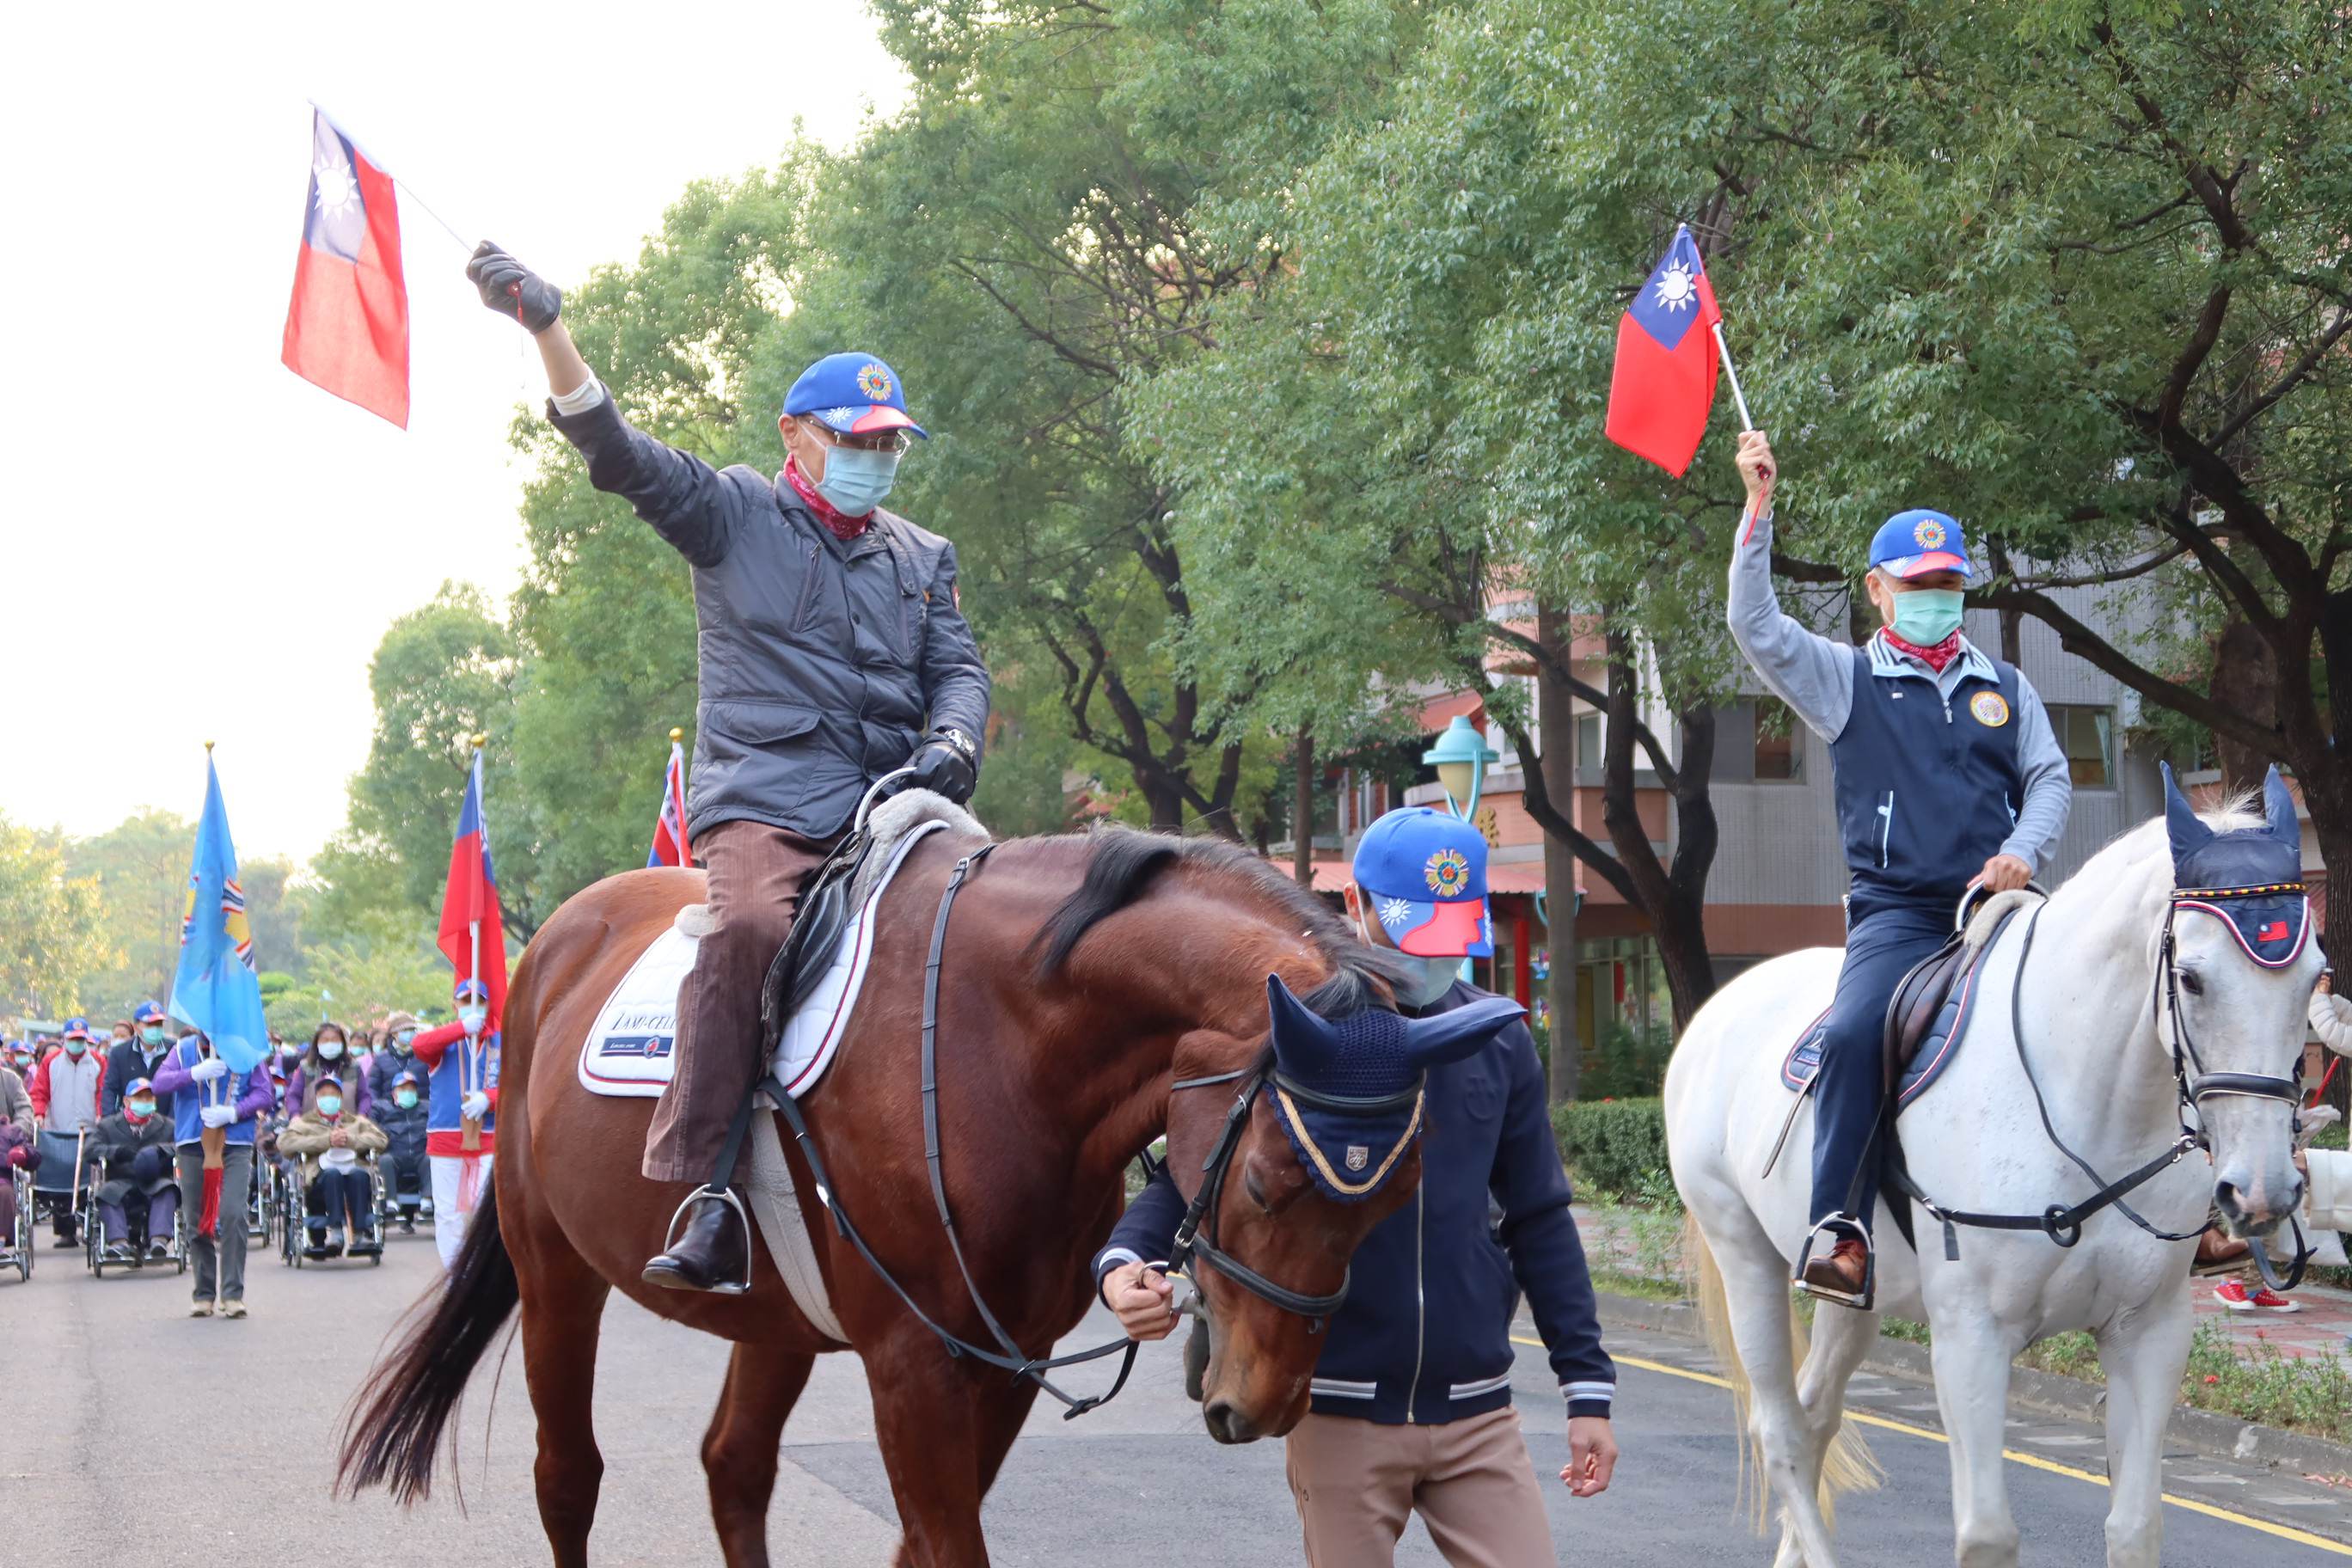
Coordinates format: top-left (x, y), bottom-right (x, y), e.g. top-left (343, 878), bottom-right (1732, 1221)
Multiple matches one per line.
top-left (1604, 224), bottom-right (1723, 477)
top-left (646, 737), bottom-right (694, 869)
top-left (437, 751), bottom-right (509, 1032)
top-left (282, 108), bottom-right (409, 428)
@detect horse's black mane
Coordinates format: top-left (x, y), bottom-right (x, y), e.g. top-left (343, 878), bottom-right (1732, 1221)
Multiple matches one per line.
top-left (1033, 827), bottom-right (1413, 1018)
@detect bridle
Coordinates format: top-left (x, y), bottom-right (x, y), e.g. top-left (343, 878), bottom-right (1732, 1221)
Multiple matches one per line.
top-left (1148, 1057), bottom-right (1427, 1332)
top-left (1894, 879), bottom-right (2315, 1290)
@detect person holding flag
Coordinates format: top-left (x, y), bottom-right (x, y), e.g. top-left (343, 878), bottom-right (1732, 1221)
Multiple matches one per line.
top-left (410, 743), bottom-right (505, 1270)
top-left (462, 242), bottom-right (992, 1293)
top-left (146, 749), bottom-right (277, 1319)
top-left (1724, 430), bottom-right (2072, 1303)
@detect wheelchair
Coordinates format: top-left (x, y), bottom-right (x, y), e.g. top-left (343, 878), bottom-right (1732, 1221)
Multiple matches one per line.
top-left (377, 1152), bottom-right (429, 1235)
top-left (29, 1128), bottom-right (88, 1253)
top-left (280, 1161), bottom-right (383, 1268)
top-left (84, 1165), bottom-right (187, 1280)
top-left (1, 1165), bottom-right (32, 1282)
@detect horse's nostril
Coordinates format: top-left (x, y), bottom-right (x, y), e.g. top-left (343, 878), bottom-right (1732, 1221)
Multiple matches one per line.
top-left (2213, 1180), bottom-right (2244, 1216)
top-left (1203, 1400), bottom-right (1257, 1445)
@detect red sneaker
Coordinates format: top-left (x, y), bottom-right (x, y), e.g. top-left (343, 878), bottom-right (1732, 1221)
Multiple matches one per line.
top-left (2214, 1279), bottom-right (2303, 1313)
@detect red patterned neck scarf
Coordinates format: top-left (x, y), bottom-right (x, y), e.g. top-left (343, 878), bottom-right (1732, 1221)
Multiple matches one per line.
top-left (784, 456), bottom-right (870, 542)
top-left (1882, 625), bottom-right (1962, 673)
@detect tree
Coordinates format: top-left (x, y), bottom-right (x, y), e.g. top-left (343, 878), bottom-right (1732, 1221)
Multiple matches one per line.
top-left (64, 808), bottom-right (192, 1017)
top-left (0, 814), bottom-right (113, 1022)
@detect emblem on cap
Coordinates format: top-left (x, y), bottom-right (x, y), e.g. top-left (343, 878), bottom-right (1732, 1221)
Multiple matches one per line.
top-left (1970, 691), bottom-right (2011, 727)
top-left (1913, 516), bottom-right (1946, 550)
top-left (1345, 1145), bottom-right (1370, 1173)
top-left (856, 363), bottom-right (893, 401)
top-left (1424, 848), bottom-right (1470, 897)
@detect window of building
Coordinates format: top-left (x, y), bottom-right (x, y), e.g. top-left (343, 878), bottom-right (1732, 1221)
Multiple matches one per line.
top-left (1752, 695), bottom-right (1803, 781)
top-left (2049, 704), bottom-right (2114, 788)
top-left (1575, 712), bottom-right (1604, 783)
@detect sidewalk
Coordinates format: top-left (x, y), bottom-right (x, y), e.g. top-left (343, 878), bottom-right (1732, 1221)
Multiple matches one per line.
top-left (2199, 1272), bottom-right (2352, 1359)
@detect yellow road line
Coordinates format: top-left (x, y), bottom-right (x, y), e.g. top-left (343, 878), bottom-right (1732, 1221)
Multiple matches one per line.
top-left (1510, 1338), bottom-right (2352, 1556)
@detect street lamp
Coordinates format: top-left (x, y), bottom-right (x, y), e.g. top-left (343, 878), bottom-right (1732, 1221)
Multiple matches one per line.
top-left (1423, 714), bottom-right (1500, 821)
top-left (1422, 714), bottom-right (1501, 983)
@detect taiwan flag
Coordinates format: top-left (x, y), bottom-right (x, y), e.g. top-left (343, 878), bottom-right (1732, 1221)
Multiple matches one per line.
top-left (646, 735), bottom-right (693, 869)
top-left (282, 108), bottom-right (409, 428)
top-left (1604, 224), bottom-right (1723, 476)
top-left (436, 751), bottom-right (509, 1032)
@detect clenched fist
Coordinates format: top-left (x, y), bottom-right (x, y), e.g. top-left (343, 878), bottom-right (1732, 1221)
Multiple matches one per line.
top-left (466, 241), bottom-right (562, 334)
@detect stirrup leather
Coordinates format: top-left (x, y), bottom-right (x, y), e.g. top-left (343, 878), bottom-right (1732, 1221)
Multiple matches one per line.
top-left (654, 1185), bottom-right (754, 1296)
top-left (1792, 1215), bottom-right (1877, 1312)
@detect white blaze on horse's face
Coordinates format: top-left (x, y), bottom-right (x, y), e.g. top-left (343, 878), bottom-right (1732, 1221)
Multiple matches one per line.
top-left (2172, 911), bottom-right (2317, 1234)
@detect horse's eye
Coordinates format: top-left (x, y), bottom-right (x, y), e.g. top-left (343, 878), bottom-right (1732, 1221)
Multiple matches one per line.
top-left (2178, 969), bottom-right (2204, 997)
top-left (1243, 1166), bottom-right (1269, 1210)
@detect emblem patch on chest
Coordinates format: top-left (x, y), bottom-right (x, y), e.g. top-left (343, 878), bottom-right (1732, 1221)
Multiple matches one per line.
top-left (1969, 691), bottom-right (2011, 727)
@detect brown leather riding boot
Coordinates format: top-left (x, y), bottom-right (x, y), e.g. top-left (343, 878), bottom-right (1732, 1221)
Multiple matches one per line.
top-left (643, 1191), bottom-right (750, 1295)
top-left (1798, 1238), bottom-right (1871, 1303)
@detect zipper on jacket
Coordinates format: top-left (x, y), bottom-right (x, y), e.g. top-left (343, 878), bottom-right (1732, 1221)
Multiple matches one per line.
top-left (1406, 1185), bottom-right (1427, 1421)
top-left (1877, 791), bottom-right (1896, 868)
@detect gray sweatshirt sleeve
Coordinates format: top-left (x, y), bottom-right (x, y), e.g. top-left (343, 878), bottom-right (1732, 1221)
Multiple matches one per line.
top-left (2000, 674), bottom-right (2073, 872)
top-left (1725, 507), bottom-right (1854, 741)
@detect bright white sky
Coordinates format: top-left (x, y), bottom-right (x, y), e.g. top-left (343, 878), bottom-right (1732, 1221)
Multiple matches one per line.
top-left (0, 3), bottom-right (906, 865)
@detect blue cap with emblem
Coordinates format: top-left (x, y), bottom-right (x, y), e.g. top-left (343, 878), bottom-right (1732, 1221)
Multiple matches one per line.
top-left (781, 352), bottom-right (929, 440)
top-left (1353, 806), bottom-right (1493, 959)
top-left (1871, 508), bottom-right (1974, 581)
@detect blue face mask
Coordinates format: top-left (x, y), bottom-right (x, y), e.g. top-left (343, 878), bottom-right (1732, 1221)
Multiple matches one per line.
top-left (318, 1041), bottom-right (344, 1061)
top-left (1890, 586), bottom-right (1963, 646)
top-left (394, 1090), bottom-right (419, 1110)
top-left (317, 1095), bottom-right (343, 1117)
top-left (812, 444), bottom-right (901, 517)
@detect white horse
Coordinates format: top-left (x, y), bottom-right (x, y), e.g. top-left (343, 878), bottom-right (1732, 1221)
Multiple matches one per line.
top-left (1666, 773), bottom-right (2317, 1568)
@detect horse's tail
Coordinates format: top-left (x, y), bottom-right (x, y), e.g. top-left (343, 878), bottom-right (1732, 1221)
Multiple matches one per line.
top-left (337, 1183), bottom-right (519, 1505)
top-left (1686, 1214), bottom-right (1878, 1529)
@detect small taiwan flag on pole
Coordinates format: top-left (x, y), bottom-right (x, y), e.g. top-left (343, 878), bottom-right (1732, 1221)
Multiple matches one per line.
top-left (282, 107), bottom-right (410, 428)
top-left (646, 728), bottom-right (694, 869)
top-left (1604, 224), bottom-right (1751, 476)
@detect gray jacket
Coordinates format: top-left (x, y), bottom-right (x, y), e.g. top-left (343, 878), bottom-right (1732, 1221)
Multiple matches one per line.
top-left (548, 391), bottom-right (991, 841)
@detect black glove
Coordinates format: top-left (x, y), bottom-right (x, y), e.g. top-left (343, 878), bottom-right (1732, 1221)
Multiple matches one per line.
top-left (908, 730), bottom-right (977, 804)
top-left (465, 241), bottom-right (562, 333)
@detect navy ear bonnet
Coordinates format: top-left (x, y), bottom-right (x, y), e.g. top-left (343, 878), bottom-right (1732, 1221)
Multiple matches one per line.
top-left (1263, 973), bottom-right (1526, 1203)
top-left (2164, 763), bottom-right (2309, 969)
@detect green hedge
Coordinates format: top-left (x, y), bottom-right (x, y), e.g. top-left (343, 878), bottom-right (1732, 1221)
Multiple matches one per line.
top-left (1553, 1097), bottom-right (1669, 1198)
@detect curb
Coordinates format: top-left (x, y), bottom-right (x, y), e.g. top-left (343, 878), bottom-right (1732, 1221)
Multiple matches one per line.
top-left (1591, 1290), bottom-right (2352, 1481)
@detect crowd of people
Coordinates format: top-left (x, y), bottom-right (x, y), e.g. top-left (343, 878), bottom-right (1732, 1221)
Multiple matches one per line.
top-left (0, 994), bottom-right (497, 1315)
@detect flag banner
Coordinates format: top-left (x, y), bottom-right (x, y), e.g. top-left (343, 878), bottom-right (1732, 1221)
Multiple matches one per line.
top-left (168, 756), bottom-right (270, 1075)
top-left (1604, 224), bottom-right (1724, 476)
top-left (437, 752), bottom-right (511, 1032)
top-left (646, 738), bottom-right (694, 868)
top-left (282, 108), bottom-right (410, 428)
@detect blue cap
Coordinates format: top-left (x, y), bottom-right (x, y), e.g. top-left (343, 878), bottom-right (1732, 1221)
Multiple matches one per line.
top-left (1351, 806), bottom-right (1493, 959)
top-left (132, 1001), bottom-right (165, 1025)
top-left (454, 977), bottom-right (489, 1001)
top-left (63, 1017), bottom-right (90, 1039)
top-left (781, 352), bottom-right (928, 440)
top-left (123, 1077), bottom-right (155, 1099)
top-left (1870, 509), bottom-right (1973, 580)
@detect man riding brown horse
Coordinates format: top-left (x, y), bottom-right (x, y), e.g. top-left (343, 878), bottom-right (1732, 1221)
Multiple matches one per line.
top-left (465, 242), bottom-right (990, 1293)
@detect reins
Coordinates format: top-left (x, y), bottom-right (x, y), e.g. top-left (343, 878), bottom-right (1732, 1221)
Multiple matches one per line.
top-left (1891, 882), bottom-right (2314, 1289)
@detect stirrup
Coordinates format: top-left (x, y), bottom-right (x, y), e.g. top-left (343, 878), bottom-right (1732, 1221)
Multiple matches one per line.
top-left (653, 1185), bottom-right (754, 1296)
top-left (1792, 1215), bottom-right (1877, 1312)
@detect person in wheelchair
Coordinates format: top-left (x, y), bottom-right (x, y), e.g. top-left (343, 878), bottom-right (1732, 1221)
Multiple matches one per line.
top-left (1725, 432), bottom-right (2072, 1305)
top-left (277, 1073), bottom-right (388, 1259)
top-left (87, 1078), bottom-right (179, 1264)
top-left (0, 1055), bottom-right (34, 1259)
top-left (375, 1067), bottom-right (430, 1234)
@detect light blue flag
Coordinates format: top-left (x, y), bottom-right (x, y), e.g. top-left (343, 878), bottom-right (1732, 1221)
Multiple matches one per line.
top-left (167, 755), bottom-right (270, 1075)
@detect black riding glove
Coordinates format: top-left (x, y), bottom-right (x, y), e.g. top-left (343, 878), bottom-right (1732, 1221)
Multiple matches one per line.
top-left (465, 241), bottom-right (562, 333)
top-left (908, 730), bottom-right (977, 804)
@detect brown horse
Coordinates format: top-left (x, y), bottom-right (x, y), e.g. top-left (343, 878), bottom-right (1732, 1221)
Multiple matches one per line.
top-left (339, 818), bottom-right (1436, 1567)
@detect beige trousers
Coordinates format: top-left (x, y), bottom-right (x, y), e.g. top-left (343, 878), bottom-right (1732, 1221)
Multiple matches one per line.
top-left (1283, 1406), bottom-right (1554, 1567)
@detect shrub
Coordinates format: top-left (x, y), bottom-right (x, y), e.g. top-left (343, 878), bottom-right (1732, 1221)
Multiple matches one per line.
top-left (1580, 1020), bottom-right (1674, 1099)
top-left (1553, 1097), bottom-right (1669, 1199)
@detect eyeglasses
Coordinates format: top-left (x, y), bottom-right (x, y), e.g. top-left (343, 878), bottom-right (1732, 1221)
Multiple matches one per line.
top-left (799, 417), bottom-right (911, 456)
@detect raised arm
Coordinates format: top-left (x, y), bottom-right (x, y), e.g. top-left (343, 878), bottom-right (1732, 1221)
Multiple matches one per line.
top-left (2000, 676), bottom-right (2073, 875)
top-left (465, 242), bottom-right (737, 568)
top-left (1725, 432), bottom-right (1855, 742)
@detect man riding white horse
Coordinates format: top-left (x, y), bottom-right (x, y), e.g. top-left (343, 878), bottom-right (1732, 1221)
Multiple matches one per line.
top-left (1727, 431), bottom-right (2072, 1303)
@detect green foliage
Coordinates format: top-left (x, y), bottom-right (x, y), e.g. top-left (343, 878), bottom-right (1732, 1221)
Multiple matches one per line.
top-left (1552, 1096), bottom-right (1671, 1198)
top-left (0, 814), bottom-right (113, 1021)
top-left (1581, 1020), bottom-right (1675, 1100)
top-left (63, 808), bottom-right (192, 1016)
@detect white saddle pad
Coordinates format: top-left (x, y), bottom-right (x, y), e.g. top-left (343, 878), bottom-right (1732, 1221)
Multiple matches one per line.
top-left (578, 818), bottom-right (949, 1101)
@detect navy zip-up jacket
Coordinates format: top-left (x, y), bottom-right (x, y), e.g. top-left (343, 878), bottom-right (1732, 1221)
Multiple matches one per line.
top-left (1094, 980), bottom-right (1615, 1425)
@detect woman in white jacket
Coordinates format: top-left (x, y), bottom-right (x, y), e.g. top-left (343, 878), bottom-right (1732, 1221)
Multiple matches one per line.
top-left (2305, 973), bottom-right (2352, 1234)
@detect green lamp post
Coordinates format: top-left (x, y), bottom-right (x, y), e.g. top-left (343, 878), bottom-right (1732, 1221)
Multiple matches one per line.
top-left (1422, 715), bottom-right (1501, 983)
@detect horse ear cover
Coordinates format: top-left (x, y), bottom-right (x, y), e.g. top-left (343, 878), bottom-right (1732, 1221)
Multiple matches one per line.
top-left (2262, 764), bottom-right (2297, 845)
top-left (1265, 973), bottom-right (1525, 1083)
top-left (2162, 761), bottom-right (2215, 870)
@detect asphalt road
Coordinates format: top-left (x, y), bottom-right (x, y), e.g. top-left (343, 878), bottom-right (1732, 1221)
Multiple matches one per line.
top-left (4, 1221), bottom-right (2348, 1566)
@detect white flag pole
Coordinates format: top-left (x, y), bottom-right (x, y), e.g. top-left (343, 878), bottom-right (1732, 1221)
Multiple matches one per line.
top-left (1712, 321), bottom-right (1755, 433)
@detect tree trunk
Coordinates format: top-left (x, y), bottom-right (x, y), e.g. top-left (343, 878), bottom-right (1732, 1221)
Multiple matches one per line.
top-left (1596, 630), bottom-right (1720, 1034)
top-left (2209, 618), bottom-right (2278, 795)
top-left (1292, 725), bottom-right (1316, 889)
top-left (1535, 605), bottom-right (1581, 1103)
top-left (1141, 774), bottom-right (1186, 835)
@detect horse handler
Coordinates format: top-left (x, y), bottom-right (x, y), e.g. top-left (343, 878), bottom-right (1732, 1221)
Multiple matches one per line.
top-left (1097, 809), bottom-right (1617, 1567)
top-left (464, 242), bottom-right (991, 1294)
top-left (1726, 431), bottom-right (2072, 1304)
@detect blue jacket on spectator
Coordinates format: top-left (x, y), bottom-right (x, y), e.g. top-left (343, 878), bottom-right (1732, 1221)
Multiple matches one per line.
top-left (1095, 979), bottom-right (1615, 1426)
